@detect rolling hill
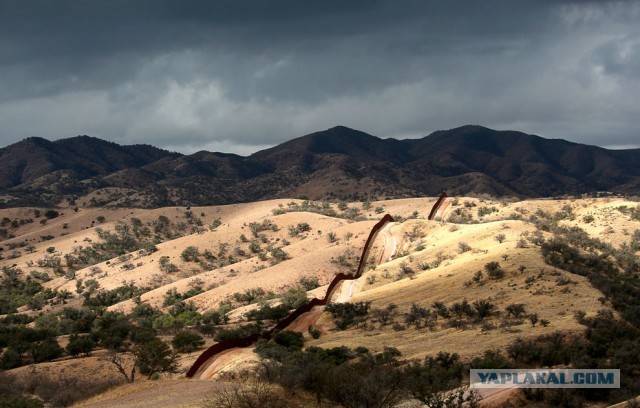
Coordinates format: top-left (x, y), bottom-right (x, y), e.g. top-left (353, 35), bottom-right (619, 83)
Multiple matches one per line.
top-left (1, 195), bottom-right (639, 406)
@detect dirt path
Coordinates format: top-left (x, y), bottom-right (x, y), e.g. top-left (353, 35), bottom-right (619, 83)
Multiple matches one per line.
top-left (196, 347), bottom-right (257, 380)
top-left (284, 307), bottom-right (325, 333)
top-left (476, 386), bottom-right (520, 406)
top-left (333, 222), bottom-right (396, 304)
top-left (431, 197), bottom-right (451, 220)
top-left (74, 379), bottom-right (230, 407)
top-left (377, 222), bottom-right (397, 264)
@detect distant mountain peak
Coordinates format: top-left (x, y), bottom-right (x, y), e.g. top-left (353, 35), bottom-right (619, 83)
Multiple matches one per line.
top-left (1, 126), bottom-right (639, 208)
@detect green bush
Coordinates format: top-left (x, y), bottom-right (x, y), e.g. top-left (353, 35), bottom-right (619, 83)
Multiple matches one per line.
top-left (180, 246), bottom-right (199, 262)
top-left (66, 334), bottom-right (95, 357)
top-left (484, 261), bottom-right (505, 279)
top-left (274, 331), bottom-right (304, 351)
top-left (171, 331), bottom-right (205, 353)
top-left (31, 337), bottom-right (63, 363)
top-left (44, 209), bottom-right (60, 219)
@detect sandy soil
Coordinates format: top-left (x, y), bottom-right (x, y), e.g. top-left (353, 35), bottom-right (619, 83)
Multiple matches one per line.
top-left (74, 379), bottom-right (230, 407)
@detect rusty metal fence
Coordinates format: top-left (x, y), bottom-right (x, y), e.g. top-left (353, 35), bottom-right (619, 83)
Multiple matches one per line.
top-left (186, 214), bottom-right (395, 378)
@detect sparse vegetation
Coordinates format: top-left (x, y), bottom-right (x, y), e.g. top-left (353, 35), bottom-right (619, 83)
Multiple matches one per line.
top-left (1, 197), bottom-right (640, 405)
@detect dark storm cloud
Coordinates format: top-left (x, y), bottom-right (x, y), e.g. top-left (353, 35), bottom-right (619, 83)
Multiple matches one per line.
top-left (0, 0), bottom-right (638, 153)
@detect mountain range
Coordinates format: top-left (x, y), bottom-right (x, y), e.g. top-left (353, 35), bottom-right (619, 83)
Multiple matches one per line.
top-left (1, 125), bottom-right (639, 207)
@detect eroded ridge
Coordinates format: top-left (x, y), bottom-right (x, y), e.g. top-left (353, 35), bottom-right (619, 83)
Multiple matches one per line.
top-left (186, 214), bottom-right (395, 378)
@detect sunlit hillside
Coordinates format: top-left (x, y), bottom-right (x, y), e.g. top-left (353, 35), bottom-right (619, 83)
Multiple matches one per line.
top-left (1, 195), bottom-right (639, 407)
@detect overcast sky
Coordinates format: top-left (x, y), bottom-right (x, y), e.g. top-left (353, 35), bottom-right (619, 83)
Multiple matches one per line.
top-left (1, 1), bottom-right (638, 155)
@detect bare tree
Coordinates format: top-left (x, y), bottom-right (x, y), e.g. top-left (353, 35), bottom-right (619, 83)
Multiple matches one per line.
top-left (102, 350), bottom-right (135, 383)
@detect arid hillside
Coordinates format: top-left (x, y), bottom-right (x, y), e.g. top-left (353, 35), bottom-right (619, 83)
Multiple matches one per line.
top-left (1, 196), bottom-right (639, 407)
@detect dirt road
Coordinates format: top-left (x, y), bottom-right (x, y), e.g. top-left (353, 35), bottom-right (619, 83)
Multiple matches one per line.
top-left (377, 222), bottom-right (397, 264)
top-left (196, 347), bottom-right (257, 379)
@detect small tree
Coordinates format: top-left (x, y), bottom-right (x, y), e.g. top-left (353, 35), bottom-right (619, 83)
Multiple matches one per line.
top-left (171, 331), bottom-right (205, 354)
top-left (66, 334), bottom-right (95, 357)
top-left (505, 303), bottom-right (526, 319)
top-left (495, 233), bottom-right (506, 244)
top-left (269, 247), bottom-right (287, 265)
top-left (431, 301), bottom-right (450, 319)
top-left (31, 337), bottom-right (64, 363)
top-left (473, 300), bottom-right (496, 321)
top-left (133, 339), bottom-right (179, 379)
top-left (458, 242), bottom-right (471, 253)
top-left (0, 348), bottom-right (23, 369)
top-left (484, 262), bottom-right (505, 279)
top-left (274, 331), bottom-right (304, 351)
top-left (44, 209), bottom-right (60, 219)
top-left (181, 246), bottom-right (199, 262)
top-left (104, 350), bottom-right (136, 383)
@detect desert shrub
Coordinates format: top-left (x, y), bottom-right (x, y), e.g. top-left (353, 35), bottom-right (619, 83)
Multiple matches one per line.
top-left (541, 238), bottom-right (640, 327)
top-left (450, 300), bottom-right (475, 319)
top-left (471, 349), bottom-right (512, 369)
top-left (431, 301), bottom-right (450, 319)
top-left (403, 352), bottom-right (468, 405)
top-left (269, 247), bottom-right (287, 264)
top-left (83, 282), bottom-right (147, 308)
top-left (44, 209), bottom-right (59, 219)
top-left (484, 261), bottom-right (505, 279)
top-left (325, 301), bottom-right (371, 330)
top-left (214, 324), bottom-right (262, 342)
top-left (288, 222), bottom-right (311, 237)
top-left (458, 242), bottom-right (471, 253)
top-left (245, 304), bottom-right (290, 322)
top-left (158, 256), bottom-right (178, 273)
top-left (0, 347), bottom-right (23, 369)
top-left (0, 267), bottom-right (44, 314)
top-left (2, 370), bottom-right (123, 408)
top-left (248, 241), bottom-right (261, 254)
top-left (472, 300), bottom-right (496, 321)
top-left (66, 334), bottom-right (95, 357)
top-left (281, 287), bottom-right (308, 309)
top-left (171, 331), bottom-right (205, 353)
top-left (298, 276), bottom-right (320, 290)
top-left (399, 262), bottom-right (415, 278)
top-left (248, 219), bottom-right (277, 237)
top-left (308, 326), bottom-right (321, 339)
top-left (133, 338), bottom-right (179, 379)
top-left (233, 288), bottom-right (273, 305)
top-left (505, 303), bottom-right (526, 319)
top-left (180, 246), bottom-right (199, 262)
top-left (405, 303), bottom-right (436, 329)
top-left (203, 380), bottom-right (286, 408)
top-left (372, 304), bottom-right (398, 327)
top-left (274, 331), bottom-right (304, 351)
top-left (477, 206), bottom-right (497, 217)
top-left (31, 337), bottom-right (63, 363)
